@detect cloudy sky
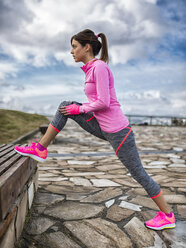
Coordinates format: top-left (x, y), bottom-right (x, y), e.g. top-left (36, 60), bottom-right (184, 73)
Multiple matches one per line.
top-left (0, 0), bottom-right (186, 117)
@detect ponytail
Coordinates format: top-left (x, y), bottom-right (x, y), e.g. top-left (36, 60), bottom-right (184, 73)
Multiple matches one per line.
top-left (97, 33), bottom-right (109, 64)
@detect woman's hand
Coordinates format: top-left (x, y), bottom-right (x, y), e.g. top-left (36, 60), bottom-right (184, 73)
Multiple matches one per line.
top-left (59, 104), bottom-right (80, 116)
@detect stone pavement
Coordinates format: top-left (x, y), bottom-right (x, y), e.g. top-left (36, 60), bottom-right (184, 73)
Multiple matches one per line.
top-left (16, 120), bottom-right (186, 248)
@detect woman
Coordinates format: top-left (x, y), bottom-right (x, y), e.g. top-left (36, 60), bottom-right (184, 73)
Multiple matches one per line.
top-left (14, 29), bottom-right (176, 231)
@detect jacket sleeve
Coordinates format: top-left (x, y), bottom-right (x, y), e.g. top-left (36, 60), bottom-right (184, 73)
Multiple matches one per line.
top-left (79, 63), bottom-right (110, 113)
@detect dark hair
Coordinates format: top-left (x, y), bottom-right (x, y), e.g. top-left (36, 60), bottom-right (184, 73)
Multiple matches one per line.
top-left (71, 29), bottom-right (109, 64)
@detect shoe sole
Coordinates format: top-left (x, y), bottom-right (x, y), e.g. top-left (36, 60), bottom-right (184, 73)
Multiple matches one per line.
top-left (14, 149), bottom-right (46, 163)
top-left (145, 223), bottom-right (176, 230)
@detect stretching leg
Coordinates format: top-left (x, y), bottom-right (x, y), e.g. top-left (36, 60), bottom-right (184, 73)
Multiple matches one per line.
top-left (102, 127), bottom-right (171, 213)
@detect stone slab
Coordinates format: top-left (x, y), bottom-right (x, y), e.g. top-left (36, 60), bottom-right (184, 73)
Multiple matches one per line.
top-left (126, 188), bottom-right (147, 196)
top-left (161, 221), bottom-right (186, 248)
top-left (64, 218), bottom-right (133, 248)
top-left (90, 179), bottom-right (121, 187)
top-left (45, 184), bottom-right (100, 194)
top-left (38, 177), bottom-right (68, 182)
top-left (38, 231), bottom-right (82, 248)
top-left (113, 178), bottom-right (140, 187)
top-left (124, 217), bottom-right (166, 248)
top-left (96, 164), bottom-right (123, 171)
top-left (148, 161), bottom-right (170, 166)
top-left (63, 172), bottom-right (105, 176)
top-left (178, 188), bottom-right (186, 193)
top-left (130, 196), bottom-right (159, 210)
top-left (105, 199), bottom-right (115, 208)
top-left (34, 192), bottom-right (65, 206)
top-left (164, 195), bottom-right (186, 204)
top-left (27, 217), bottom-right (56, 235)
top-left (106, 205), bottom-right (134, 222)
top-left (119, 201), bottom-right (142, 211)
top-left (44, 201), bottom-right (104, 220)
top-left (69, 177), bottom-right (92, 186)
top-left (81, 187), bottom-right (122, 203)
top-left (177, 205), bottom-right (186, 218)
top-left (67, 160), bottom-right (96, 165)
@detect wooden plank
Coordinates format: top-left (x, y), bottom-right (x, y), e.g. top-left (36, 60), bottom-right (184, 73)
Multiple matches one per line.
top-left (0, 146), bottom-right (14, 158)
top-left (0, 150), bottom-right (17, 167)
top-left (0, 144), bottom-right (14, 153)
top-left (0, 157), bottom-right (37, 221)
top-left (0, 144), bottom-right (6, 150)
top-left (0, 153), bottom-right (21, 176)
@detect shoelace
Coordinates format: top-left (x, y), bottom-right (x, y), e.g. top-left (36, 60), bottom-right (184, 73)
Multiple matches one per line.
top-left (153, 211), bottom-right (165, 221)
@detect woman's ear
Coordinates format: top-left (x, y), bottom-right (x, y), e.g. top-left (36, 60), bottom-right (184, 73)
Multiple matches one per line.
top-left (85, 43), bottom-right (91, 53)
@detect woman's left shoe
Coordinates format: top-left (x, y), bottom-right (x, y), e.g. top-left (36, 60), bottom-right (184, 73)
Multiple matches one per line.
top-left (144, 211), bottom-right (176, 230)
top-left (14, 142), bottom-right (47, 163)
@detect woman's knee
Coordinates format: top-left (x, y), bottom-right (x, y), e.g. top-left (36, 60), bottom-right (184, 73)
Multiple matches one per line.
top-left (58, 101), bottom-right (72, 109)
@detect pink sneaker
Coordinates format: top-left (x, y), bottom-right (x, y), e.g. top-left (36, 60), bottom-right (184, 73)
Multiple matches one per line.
top-left (145, 211), bottom-right (176, 230)
top-left (14, 142), bottom-right (47, 163)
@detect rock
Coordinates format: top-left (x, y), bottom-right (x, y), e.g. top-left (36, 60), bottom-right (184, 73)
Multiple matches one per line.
top-left (177, 205), bottom-right (186, 218)
top-left (130, 196), bottom-right (159, 210)
top-left (168, 163), bottom-right (186, 168)
top-left (90, 179), bottom-right (121, 187)
top-left (126, 188), bottom-right (147, 196)
top-left (161, 181), bottom-right (186, 187)
top-left (119, 196), bottom-right (128, 200)
top-left (81, 187), bottom-right (122, 203)
top-left (113, 178), bottom-right (140, 187)
top-left (105, 199), bottom-right (115, 208)
top-left (119, 201), bottom-right (142, 211)
top-left (39, 177), bottom-right (69, 182)
top-left (148, 161), bottom-right (170, 166)
top-left (96, 164), bottom-right (123, 171)
top-left (170, 158), bottom-right (185, 164)
top-left (66, 193), bottom-right (87, 201)
top-left (44, 201), bottom-right (104, 220)
top-left (144, 164), bottom-right (167, 169)
top-left (106, 205), bottom-right (134, 221)
top-left (27, 217), bottom-right (56, 235)
top-left (173, 147), bottom-right (184, 151)
top-left (69, 177), bottom-right (92, 186)
top-left (67, 160), bottom-right (95, 165)
top-left (37, 231), bottom-right (81, 248)
top-left (45, 184), bottom-right (100, 194)
top-left (164, 195), bottom-right (186, 204)
top-left (63, 172), bottom-right (105, 176)
top-left (64, 218), bottom-right (133, 248)
top-left (178, 188), bottom-right (186, 193)
top-left (34, 192), bottom-right (65, 206)
top-left (161, 221), bottom-right (186, 248)
top-left (124, 217), bottom-right (166, 248)
top-left (151, 174), bottom-right (170, 183)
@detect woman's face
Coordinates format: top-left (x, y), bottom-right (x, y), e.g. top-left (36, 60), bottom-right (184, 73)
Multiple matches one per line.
top-left (71, 39), bottom-right (87, 63)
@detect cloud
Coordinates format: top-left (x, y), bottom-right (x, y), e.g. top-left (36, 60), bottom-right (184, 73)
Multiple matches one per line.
top-left (0, 0), bottom-right (182, 67)
top-left (0, 0), bottom-right (185, 117)
top-left (0, 61), bottom-right (19, 80)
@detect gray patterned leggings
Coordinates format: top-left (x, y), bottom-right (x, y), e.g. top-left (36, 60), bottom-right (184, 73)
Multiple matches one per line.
top-left (50, 101), bottom-right (161, 198)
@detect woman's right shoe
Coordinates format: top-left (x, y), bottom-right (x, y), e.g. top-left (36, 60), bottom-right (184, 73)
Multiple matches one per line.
top-left (144, 211), bottom-right (176, 230)
top-left (14, 142), bottom-right (47, 163)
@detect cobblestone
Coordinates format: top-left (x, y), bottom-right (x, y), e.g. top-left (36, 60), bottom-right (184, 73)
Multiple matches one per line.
top-left (16, 121), bottom-right (186, 248)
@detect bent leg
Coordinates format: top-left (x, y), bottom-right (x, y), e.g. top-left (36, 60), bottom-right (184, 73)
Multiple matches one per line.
top-left (40, 101), bottom-right (106, 148)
